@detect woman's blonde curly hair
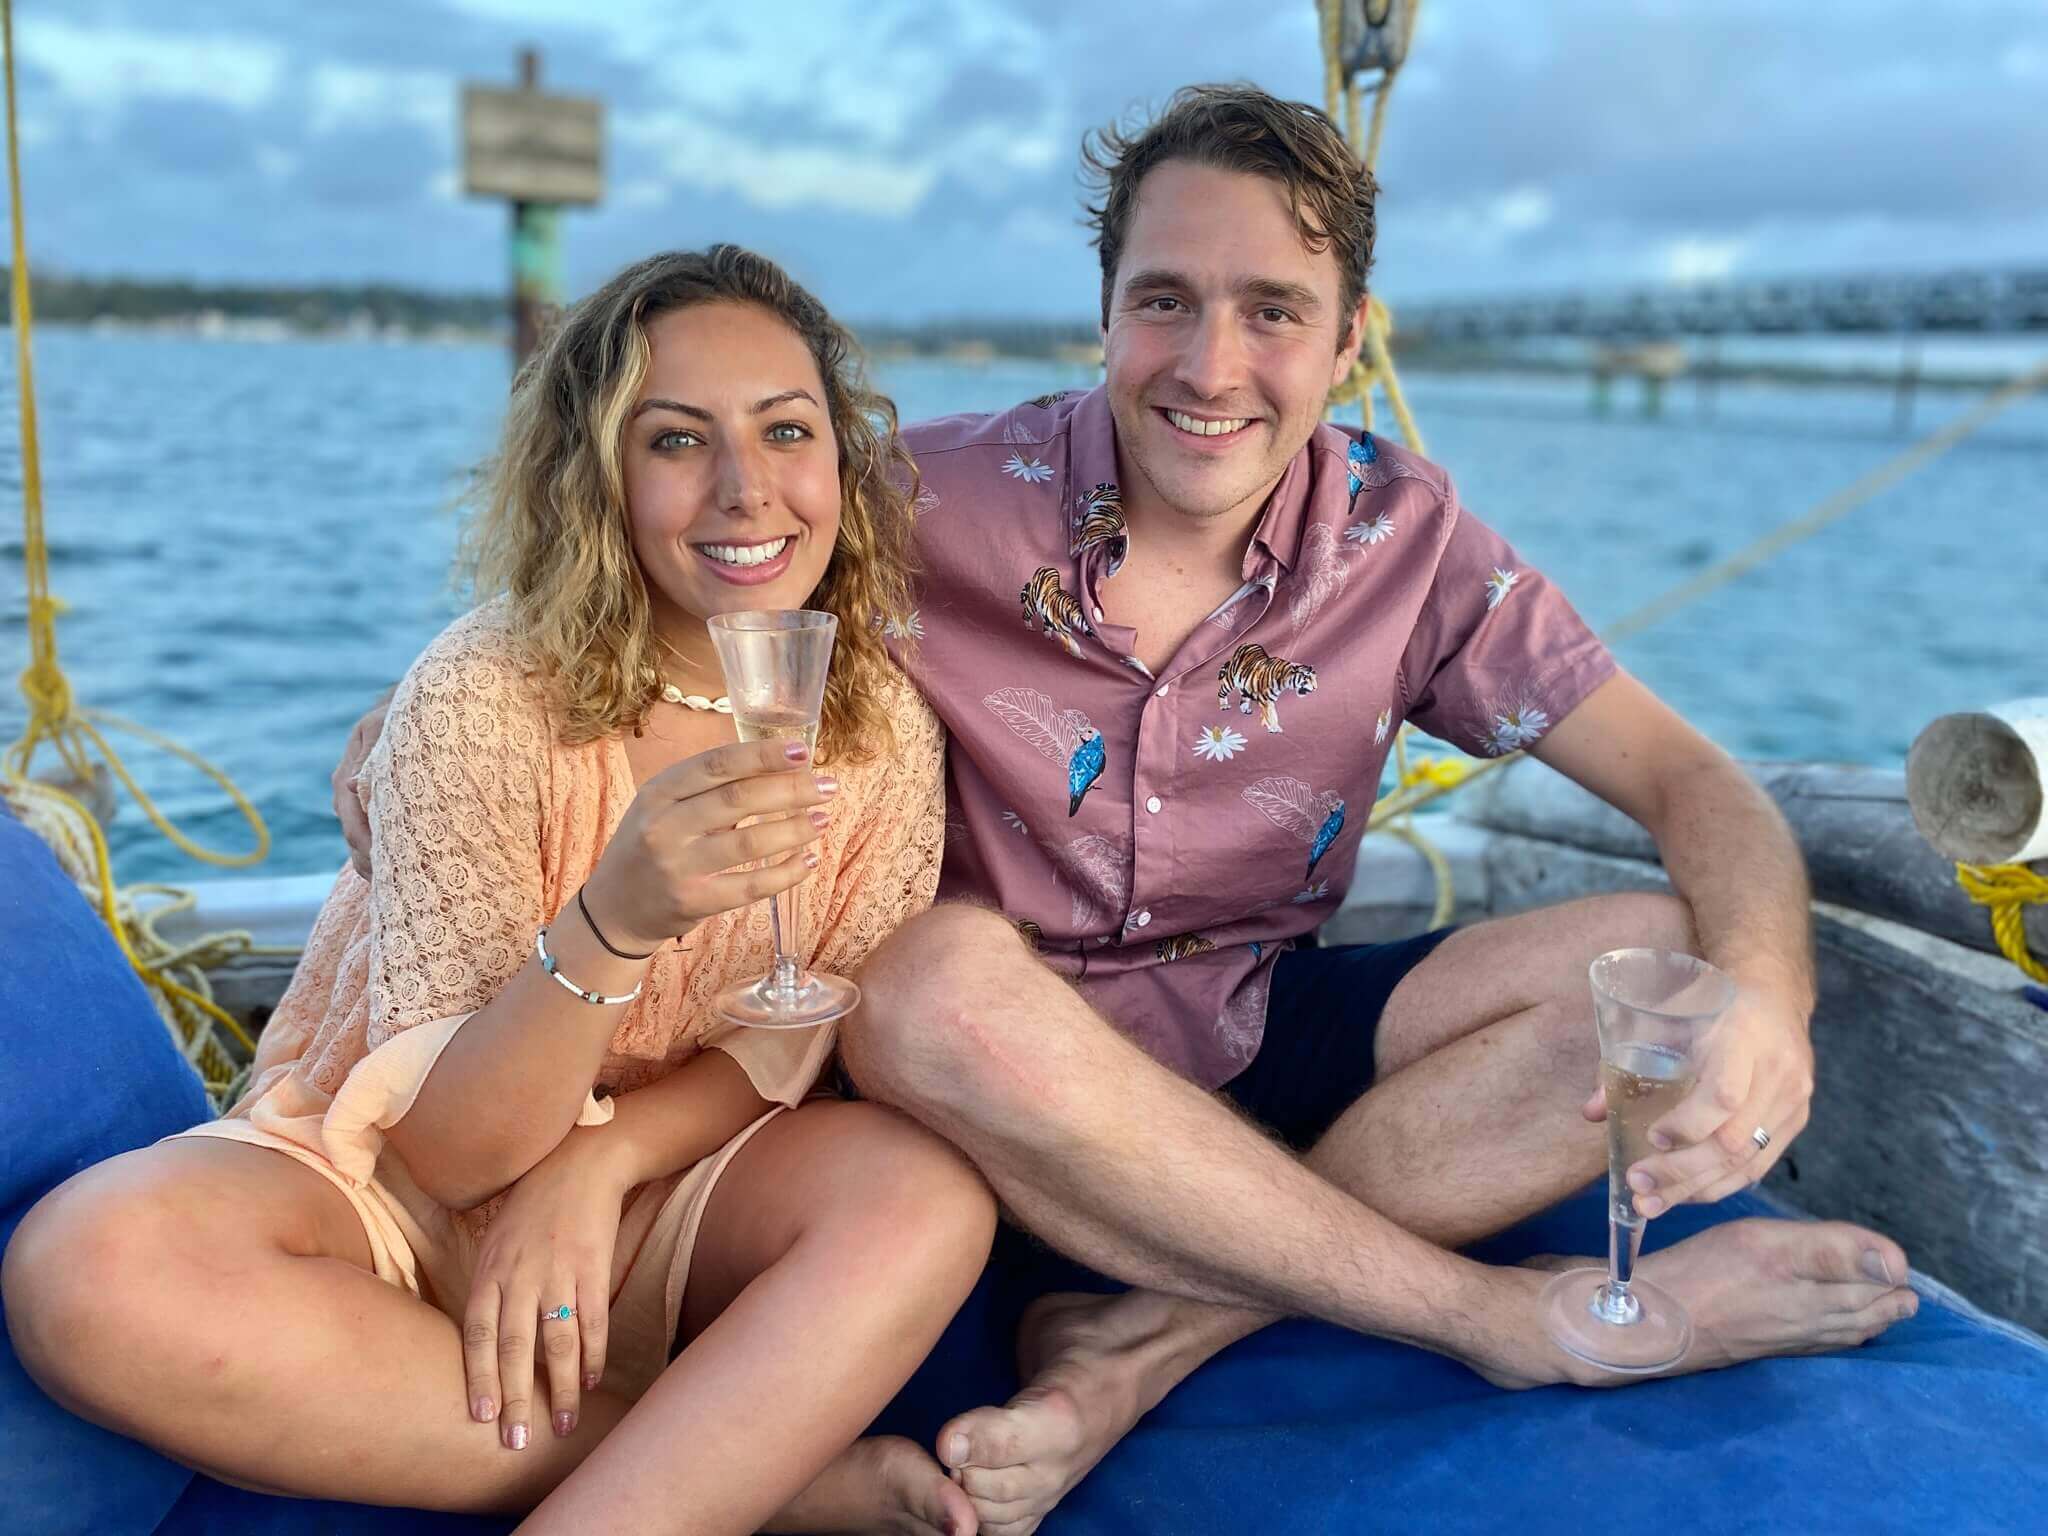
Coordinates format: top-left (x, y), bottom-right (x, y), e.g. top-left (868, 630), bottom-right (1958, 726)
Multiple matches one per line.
top-left (463, 245), bottom-right (919, 762)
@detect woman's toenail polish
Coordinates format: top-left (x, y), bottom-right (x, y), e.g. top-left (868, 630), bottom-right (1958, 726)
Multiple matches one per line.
top-left (1862, 1251), bottom-right (1895, 1285)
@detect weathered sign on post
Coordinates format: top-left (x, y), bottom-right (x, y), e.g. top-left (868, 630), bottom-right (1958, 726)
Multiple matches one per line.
top-left (460, 51), bottom-right (603, 367)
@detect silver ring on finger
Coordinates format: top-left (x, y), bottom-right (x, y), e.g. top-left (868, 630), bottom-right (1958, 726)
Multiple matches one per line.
top-left (1750, 1125), bottom-right (1771, 1153)
top-left (542, 1303), bottom-right (577, 1322)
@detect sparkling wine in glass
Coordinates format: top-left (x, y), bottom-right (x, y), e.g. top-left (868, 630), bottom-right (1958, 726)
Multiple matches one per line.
top-left (1539, 947), bottom-right (1737, 1373)
top-left (707, 609), bottom-right (860, 1030)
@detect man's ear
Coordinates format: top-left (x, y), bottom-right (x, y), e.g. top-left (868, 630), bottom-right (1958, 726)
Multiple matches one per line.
top-left (1333, 295), bottom-right (1370, 386)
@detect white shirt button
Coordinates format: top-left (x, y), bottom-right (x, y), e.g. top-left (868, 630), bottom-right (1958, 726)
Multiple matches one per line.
top-left (1155, 684), bottom-right (1169, 698)
top-left (1135, 910), bottom-right (1153, 928)
top-left (1146, 796), bottom-right (1162, 814)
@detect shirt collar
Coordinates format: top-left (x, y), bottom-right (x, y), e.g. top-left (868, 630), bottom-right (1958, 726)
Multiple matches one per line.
top-left (1069, 386), bottom-right (1336, 579)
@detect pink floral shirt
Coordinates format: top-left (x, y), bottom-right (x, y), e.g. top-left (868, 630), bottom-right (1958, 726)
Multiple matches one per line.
top-left (895, 386), bottom-right (1614, 1088)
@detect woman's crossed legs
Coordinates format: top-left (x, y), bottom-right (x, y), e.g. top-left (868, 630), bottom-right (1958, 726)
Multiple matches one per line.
top-left (3, 1098), bottom-right (994, 1536)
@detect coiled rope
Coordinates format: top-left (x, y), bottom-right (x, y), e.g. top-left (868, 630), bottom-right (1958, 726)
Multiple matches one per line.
top-left (3, 0), bottom-right (276, 1106)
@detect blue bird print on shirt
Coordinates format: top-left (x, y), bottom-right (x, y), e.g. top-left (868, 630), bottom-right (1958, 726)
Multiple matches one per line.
top-left (1346, 434), bottom-right (1379, 498)
top-left (1308, 802), bottom-right (1346, 878)
top-left (1068, 729), bottom-right (1106, 816)
top-left (1243, 776), bottom-right (1349, 885)
top-left (983, 686), bottom-right (1110, 821)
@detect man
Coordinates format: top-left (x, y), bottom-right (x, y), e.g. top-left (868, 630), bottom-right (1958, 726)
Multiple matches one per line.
top-left (337, 85), bottom-right (1911, 1536)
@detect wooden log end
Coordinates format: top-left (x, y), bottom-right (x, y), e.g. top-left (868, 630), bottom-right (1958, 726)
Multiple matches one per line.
top-left (1906, 706), bottom-right (2048, 865)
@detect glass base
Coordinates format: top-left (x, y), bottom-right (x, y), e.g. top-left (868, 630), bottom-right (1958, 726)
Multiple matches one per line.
top-left (716, 968), bottom-right (860, 1030)
top-left (1539, 1267), bottom-right (1692, 1375)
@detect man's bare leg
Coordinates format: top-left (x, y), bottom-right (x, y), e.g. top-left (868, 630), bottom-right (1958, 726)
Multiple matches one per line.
top-left (844, 899), bottom-right (1914, 1536)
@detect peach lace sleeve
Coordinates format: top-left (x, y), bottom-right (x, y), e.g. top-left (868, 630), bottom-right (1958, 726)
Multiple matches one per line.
top-left (361, 609), bottom-right (554, 1051)
top-left (704, 675), bottom-right (947, 1104)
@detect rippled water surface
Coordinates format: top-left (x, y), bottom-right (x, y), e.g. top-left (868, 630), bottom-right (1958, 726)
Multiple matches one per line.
top-left (4, 331), bottom-right (2043, 880)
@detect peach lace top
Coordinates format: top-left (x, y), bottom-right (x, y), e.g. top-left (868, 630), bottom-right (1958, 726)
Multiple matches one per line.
top-left (178, 602), bottom-right (946, 1400)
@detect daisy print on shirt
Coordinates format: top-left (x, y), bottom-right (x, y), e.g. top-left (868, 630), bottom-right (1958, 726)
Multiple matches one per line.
top-left (984, 685), bottom-right (1107, 815)
top-left (1485, 567), bottom-right (1522, 611)
top-left (1244, 775), bottom-right (1348, 879)
top-left (1218, 642), bottom-right (1318, 734)
top-left (1346, 511), bottom-right (1397, 547)
top-left (1002, 451), bottom-right (1055, 484)
top-left (1480, 688), bottom-right (1553, 756)
top-left (1193, 723), bottom-right (1249, 763)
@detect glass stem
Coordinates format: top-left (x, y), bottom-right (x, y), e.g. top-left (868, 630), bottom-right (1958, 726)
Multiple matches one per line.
top-left (1599, 1208), bottom-right (1647, 1325)
top-left (767, 883), bottom-right (801, 995)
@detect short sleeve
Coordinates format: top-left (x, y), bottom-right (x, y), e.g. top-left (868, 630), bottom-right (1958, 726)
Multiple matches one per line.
top-left (705, 676), bottom-right (947, 1106)
top-left (1399, 477), bottom-right (1615, 759)
top-left (361, 616), bottom-right (553, 1051)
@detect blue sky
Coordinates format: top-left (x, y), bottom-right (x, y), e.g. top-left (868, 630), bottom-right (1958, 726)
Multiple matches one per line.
top-left (15, 0), bottom-right (2048, 321)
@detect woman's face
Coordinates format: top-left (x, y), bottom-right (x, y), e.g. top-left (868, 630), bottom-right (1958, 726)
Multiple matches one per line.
top-left (621, 301), bottom-right (843, 642)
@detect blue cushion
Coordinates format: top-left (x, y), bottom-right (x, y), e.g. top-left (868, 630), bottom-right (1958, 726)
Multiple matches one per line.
top-left (0, 806), bottom-right (211, 1536)
top-left (5, 802), bottom-right (2045, 1533)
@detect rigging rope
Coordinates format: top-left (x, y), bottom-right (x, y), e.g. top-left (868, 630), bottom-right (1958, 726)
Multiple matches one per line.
top-left (1314, 1), bottom-right (2048, 976)
top-left (3, 0), bottom-right (277, 1104)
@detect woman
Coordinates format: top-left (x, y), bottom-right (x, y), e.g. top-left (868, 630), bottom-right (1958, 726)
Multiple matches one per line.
top-left (5, 247), bottom-right (991, 1536)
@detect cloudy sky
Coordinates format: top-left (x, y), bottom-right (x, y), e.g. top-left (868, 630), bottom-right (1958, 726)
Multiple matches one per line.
top-left (16, 0), bottom-right (2047, 322)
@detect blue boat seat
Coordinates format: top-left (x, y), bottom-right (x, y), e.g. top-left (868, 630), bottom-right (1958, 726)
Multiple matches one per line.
top-left (4, 807), bottom-right (2044, 1535)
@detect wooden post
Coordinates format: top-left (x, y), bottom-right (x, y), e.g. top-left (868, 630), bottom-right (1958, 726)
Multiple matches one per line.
top-left (460, 52), bottom-right (603, 371)
top-left (509, 50), bottom-right (557, 369)
top-left (1907, 699), bottom-right (2048, 866)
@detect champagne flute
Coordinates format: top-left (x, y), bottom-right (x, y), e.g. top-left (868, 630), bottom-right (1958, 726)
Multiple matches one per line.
top-left (1539, 947), bottom-right (1737, 1373)
top-left (707, 609), bottom-right (860, 1030)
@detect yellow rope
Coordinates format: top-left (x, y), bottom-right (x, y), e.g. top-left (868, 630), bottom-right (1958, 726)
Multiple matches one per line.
top-left (0, 777), bottom-right (267, 1108)
top-left (2, 0), bottom-right (283, 1106)
top-left (1, 0), bottom-right (268, 869)
top-left (1956, 863), bottom-right (2048, 985)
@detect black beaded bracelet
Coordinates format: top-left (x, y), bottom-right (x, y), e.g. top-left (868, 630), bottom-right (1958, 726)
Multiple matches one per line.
top-left (577, 886), bottom-right (657, 961)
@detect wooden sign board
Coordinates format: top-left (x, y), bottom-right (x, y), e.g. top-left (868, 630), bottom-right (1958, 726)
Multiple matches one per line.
top-left (461, 85), bottom-right (603, 206)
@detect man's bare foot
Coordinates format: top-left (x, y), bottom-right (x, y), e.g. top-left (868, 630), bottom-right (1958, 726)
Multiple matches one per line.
top-left (936, 1289), bottom-right (1208, 1536)
top-left (1523, 1218), bottom-right (1918, 1384)
top-left (765, 1435), bottom-right (978, 1536)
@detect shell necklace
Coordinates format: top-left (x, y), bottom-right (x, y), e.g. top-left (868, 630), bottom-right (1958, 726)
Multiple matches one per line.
top-left (661, 682), bottom-right (732, 714)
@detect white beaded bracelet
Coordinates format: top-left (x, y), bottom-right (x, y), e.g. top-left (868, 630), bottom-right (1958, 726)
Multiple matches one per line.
top-left (535, 926), bottom-right (644, 1006)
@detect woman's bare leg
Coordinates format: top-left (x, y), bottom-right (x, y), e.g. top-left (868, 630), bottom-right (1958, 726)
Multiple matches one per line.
top-left (519, 1098), bottom-right (995, 1536)
top-left (6, 1101), bottom-right (994, 1533)
top-left (3, 1138), bottom-right (610, 1512)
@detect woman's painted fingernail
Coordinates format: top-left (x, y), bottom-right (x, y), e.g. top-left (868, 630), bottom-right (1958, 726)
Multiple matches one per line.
top-left (473, 1396), bottom-right (495, 1423)
top-left (803, 850), bottom-right (821, 868)
top-left (784, 742), bottom-right (810, 761)
top-left (507, 1423), bottom-right (529, 1451)
top-left (809, 808), bottom-right (831, 828)
top-left (583, 1372), bottom-right (600, 1392)
top-left (555, 1412), bottom-right (576, 1438)
top-left (814, 774), bottom-right (841, 795)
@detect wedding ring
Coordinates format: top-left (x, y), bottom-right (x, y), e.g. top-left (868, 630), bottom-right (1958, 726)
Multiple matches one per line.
top-left (543, 1304), bottom-right (576, 1322)
top-left (1750, 1126), bottom-right (1772, 1152)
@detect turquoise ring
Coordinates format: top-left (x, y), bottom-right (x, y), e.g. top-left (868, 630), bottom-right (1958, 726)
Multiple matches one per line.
top-left (544, 1304), bottom-right (576, 1322)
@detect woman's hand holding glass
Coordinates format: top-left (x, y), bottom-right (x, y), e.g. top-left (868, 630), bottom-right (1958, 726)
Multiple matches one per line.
top-left (579, 738), bottom-right (840, 956)
top-left (461, 1125), bottom-right (634, 1451)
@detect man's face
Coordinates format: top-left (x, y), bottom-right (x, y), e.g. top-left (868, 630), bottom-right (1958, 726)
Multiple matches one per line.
top-left (1103, 160), bottom-right (1361, 531)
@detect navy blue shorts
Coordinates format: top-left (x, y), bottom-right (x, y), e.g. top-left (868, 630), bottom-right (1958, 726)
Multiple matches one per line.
top-left (1220, 928), bottom-right (1456, 1149)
